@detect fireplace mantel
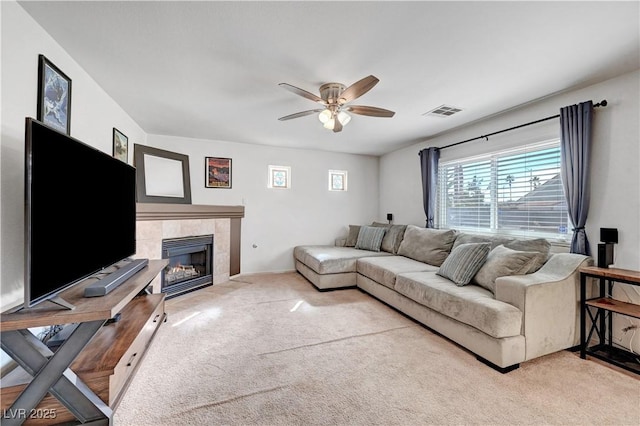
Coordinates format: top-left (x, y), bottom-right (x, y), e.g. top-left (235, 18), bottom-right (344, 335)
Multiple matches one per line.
top-left (136, 203), bottom-right (245, 221)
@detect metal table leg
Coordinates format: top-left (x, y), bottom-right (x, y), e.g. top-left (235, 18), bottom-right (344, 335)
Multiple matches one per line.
top-left (580, 272), bottom-right (587, 359)
top-left (1, 321), bottom-right (112, 425)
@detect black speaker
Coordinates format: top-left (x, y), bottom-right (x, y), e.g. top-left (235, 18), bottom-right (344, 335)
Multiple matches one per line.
top-left (597, 243), bottom-right (614, 268)
top-left (600, 228), bottom-right (618, 244)
top-left (386, 213), bottom-right (393, 224)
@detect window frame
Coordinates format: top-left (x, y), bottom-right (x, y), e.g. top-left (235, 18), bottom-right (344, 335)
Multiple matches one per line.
top-left (437, 139), bottom-right (570, 243)
top-left (268, 165), bottom-right (291, 189)
top-left (328, 170), bottom-right (348, 191)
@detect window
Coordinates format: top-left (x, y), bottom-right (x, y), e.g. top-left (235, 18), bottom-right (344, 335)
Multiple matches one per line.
top-left (438, 140), bottom-right (569, 240)
top-left (328, 170), bottom-right (348, 191)
top-left (268, 165), bottom-right (291, 189)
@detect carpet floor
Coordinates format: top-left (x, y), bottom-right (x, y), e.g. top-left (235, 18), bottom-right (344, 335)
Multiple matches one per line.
top-left (115, 272), bottom-right (639, 425)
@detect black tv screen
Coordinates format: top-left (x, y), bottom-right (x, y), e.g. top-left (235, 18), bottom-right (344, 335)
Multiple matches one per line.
top-left (25, 118), bottom-right (136, 308)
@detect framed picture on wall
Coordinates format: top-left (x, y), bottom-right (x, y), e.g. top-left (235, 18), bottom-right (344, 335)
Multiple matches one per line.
top-left (205, 157), bottom-right (232, 188)
top-left (112, 128), bottom-right (128, 162)
top-left (37, 55), bottom-right (72, 135)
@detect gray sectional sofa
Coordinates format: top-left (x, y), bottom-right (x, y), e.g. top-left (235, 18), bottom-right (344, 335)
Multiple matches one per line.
top-left (294, 223), bottom-right (592, 372)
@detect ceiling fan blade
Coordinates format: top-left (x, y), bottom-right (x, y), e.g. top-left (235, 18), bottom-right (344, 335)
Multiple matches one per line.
top-left (338, 75), bottom-right (379, 104)
top-left (279, 83), bottom-right (324, 104)
top-left (346, 105), bottom-right (395, 118)
top-left (278, 109), bottom-right (325, 121)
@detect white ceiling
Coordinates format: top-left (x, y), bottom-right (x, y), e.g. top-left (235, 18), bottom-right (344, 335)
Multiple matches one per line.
top-left (19, 1), bottom-right (640, 156)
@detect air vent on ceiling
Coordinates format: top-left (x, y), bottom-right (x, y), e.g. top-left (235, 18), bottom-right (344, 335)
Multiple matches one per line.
top-left (423, 105), bottom-right (463, 117)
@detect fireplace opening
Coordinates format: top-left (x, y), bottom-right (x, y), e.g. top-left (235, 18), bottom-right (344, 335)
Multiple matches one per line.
top-left (161, 235), bottom-right (213, 297)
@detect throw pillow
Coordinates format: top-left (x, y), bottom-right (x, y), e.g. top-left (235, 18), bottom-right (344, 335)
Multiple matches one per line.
top-left (437, 243), bottom-right (491, 286)
top-left (355, 226), bottom-right (387, 252)
top-left (345, 225), bottom-right (361, 247)
top-left (504, 238), bottom-right (551, 273)
top-left (372, 222), bottom-right (408, 254)
top-left (472, 245), bottom-right (541, 293)
top-left (452, 233), bottom-right (511, 251)
top-left (388, 224), bottom-right (408, 254)
top-left (452, 234), bottom-right (552, 274)
top-left (397, 225), bottom-right (457, 267)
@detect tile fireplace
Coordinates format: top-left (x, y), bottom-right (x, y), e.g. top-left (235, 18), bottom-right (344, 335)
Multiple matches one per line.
top-left (134, 203), bottom-right (244, 293)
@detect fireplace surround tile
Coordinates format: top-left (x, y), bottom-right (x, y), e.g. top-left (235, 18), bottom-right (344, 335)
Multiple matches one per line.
top-left (135, 219), bottom-right (229, 293)
top-left (135, 203), bottom-right (243, 293)
top-left (137, 220), bottom-right (163, 241)
top-left (180, 219), bottom-right (210, 237)
top-left (215, 222), bottom-right (231, 253)
top-left (214, 248), bottom-right (230, 285)
top-left (160, 220), bottom-right (181, 239)
top-left (215, 218), bottom-right (231, 235)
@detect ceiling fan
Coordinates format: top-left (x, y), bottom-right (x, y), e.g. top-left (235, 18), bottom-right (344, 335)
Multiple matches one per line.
top-left (278, 75), bottom-right (395, 133)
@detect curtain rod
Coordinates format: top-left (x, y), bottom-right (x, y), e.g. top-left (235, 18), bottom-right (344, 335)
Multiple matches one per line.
top-left (434, 99), bottom-right (608, 151)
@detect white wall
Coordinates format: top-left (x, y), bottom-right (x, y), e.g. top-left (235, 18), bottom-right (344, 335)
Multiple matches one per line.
top-left (145, 134), bottom-right (379, 274)
top-left (379, 70), bottom-right (640, 352)
top-left (0, 1), bottom-right (147, 310)
top-left (0, 0), bottom-right (378, 306)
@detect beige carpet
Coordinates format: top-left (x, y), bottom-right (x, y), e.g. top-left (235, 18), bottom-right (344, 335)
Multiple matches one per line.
top-left (115, 272), bottom-right (639, 425)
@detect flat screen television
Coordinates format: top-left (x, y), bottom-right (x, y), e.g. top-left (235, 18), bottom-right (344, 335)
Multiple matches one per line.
top-left (24, 117), bottom-right (137, 308)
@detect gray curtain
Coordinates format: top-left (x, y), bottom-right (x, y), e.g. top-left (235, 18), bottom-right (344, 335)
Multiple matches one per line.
top-left (560, 100), bottom-right (593, 255)
top-left (419, 147), bottom-right (440, 228)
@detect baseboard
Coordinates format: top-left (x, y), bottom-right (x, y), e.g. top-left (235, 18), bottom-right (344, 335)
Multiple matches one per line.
top-left (565, 344), bottom-right (581, 353)
top-left (233, 269), bottom-right (297, 278)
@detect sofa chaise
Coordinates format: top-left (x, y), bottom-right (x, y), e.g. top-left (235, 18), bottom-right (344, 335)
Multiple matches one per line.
top-left (294, 223), bottom-right (592, 372)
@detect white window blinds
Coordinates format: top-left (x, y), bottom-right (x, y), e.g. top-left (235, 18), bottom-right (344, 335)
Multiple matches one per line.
top-left (438, 140), bottom-right (569, 240)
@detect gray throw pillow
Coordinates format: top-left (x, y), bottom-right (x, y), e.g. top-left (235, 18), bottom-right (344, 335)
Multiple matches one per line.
top-left (452, 234), bottom-right (551, 274)
top-left (472, 245), bottom-right (541, 293)
top-left (372, 222), bottom-right (407, 254)
top-left (345, 225), bottom-right (361, 247)
top-left (437, 243), bottom-right (491, 286)
top-left (355, 226), bottom-right (387, 252)
top-left (452, 233), bottom-right (511, 251)
top-left (397, 225), bottom-right (457, 266)
top-left (388, 224), bottom-right (408, 254)
top-left (504, 238), bottom-right (551, 273)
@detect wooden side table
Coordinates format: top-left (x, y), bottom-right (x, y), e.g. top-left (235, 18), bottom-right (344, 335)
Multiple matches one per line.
top-left (579, 266), bottom-right (640, 374)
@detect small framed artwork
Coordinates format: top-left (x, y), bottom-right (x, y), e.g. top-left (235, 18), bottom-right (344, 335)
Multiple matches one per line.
top-left (268, 165), bottom-right (291, 189)
top-left (206, 157), bottom-right (232, 188)
top-left (37, 55), bottom-right (72, 135)
top-left (112, 128), bottom-right (128, 162)
top-left (329, 170), bottom-right (348, 191)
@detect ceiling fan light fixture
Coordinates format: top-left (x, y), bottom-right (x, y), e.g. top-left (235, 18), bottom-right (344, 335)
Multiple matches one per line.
top-left (337, 111), bottom-right (351, 126)
top-left (323, 118), bottom-right (336, 130)
top-left (321, 111), bottom-right (350, 130)
top-left (318, 109), bottom-right (332, 124)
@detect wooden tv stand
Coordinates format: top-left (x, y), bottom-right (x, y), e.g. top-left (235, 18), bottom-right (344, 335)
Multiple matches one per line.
top-left (0, 259), bottom-right (168, 425)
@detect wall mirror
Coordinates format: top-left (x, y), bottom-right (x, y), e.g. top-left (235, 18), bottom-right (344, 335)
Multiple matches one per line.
top-left (134, 144), bottom-right (192, 204)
